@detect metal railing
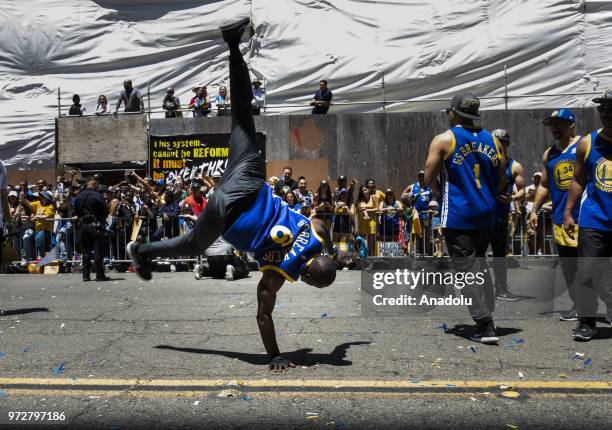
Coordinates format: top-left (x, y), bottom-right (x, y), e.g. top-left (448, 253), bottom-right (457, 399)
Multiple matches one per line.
top-left (3, 216), bottom-right (201, 272)
top-left (1, 208), bottom-right (558, 273)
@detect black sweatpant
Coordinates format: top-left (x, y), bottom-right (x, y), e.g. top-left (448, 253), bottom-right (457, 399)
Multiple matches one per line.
top-left (80, 223), bottom-right (106, 280)
top-left (208, 255), bottom-right (250, 280)
top-left (557, 244), bottom-right (578, 305)
top-left (139, 38), bottom-right (265, 260)
top-left (444, 228), bottom-right (495, 322)
top-left (572, 228), bottom-right (612, 319)
top-left (489, 221), bottom-right (509, 292)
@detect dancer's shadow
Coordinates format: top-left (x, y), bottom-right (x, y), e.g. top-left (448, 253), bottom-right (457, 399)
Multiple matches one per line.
top-left (0, 308), bottom-right (50, 316)
top-left (445, 324), bottom-right (522, 341)
top-left (155, 341), bottom-right (371, 367)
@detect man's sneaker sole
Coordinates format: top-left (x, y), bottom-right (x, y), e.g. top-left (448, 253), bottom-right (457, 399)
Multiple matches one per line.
top-left (471, 335), bottom-right (499, 344)
top-left (572, 331), bottom-right (595, 341)
top-left (126, 241), bottom-right (152, 281)
top-left (560, 315), bottom-right (579, 322)
top-left (496, 295), bottom-right (519, 302)
top-left (219, 16), bottom-right (251, 32)
top-left (225, 265), bottom-right (235, 281)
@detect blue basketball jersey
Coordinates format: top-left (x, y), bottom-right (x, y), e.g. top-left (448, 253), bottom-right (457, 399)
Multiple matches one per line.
top-left (495, 158), bottom-right (516, 224)
top-left (578, 131), bottom-right (612, 231)
top-left (222, 184), bottom-right (324, 281)
top-left (441, 126), bottom-right (502, 229)
top-left (412, 182), bottom-right (432, 219)
top-left (546, 141), bottom-right (580, 225)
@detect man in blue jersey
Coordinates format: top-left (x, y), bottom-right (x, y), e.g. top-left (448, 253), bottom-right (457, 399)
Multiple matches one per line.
top-left (424, 93), bottom-right (507, 344)
top-left (489, 129), bottom-right (525, 301)
top-left (127, 17), bottom-right (337, 371)
top-left (528, 109), bottom-right (582, 321)
top-left (402, 171), bottom-right (434, 255)
top-left (564, 89), bottom-right (612, 341)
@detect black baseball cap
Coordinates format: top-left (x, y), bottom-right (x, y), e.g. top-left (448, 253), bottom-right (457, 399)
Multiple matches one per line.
top-left (593, 88), bottom-right (612, 104)
top-left (448, 93), bottom-right (481, 120)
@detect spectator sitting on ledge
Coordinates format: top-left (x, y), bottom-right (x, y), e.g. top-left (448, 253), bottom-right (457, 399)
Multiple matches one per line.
top-left (95, 95), bottom-right (109, 115)
top-left (68, 94), bottom-right (85, 116)
top-left (310, 80), bottom-right (332, 114)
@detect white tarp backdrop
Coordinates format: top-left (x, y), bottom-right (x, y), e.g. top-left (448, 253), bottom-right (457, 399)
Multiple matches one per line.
top-left (1, 0), bottom-right (611, 168)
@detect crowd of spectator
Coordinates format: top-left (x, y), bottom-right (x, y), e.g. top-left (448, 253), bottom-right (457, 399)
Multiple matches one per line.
top-left (1, 170), bottom-right (223, 271)
top-left (65, 79), bottom-right (335, 118)
top-left (1, 163), bottom-right (554, 273)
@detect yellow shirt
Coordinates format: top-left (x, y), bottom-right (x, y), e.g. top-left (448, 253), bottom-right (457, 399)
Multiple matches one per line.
top-left (374, 190), bottom-right (385, 205)
top-left (30, 201), bottom-right (56, 232)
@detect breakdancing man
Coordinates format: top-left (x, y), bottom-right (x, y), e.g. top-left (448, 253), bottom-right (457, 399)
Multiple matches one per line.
top-left (127, 17), bottom-right (337, 372)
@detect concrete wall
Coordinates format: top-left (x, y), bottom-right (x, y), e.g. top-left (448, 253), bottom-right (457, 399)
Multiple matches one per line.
top-left (57, 108), bottom-right (602, 192)
top-left (56, 114), bottom-right (148, 166)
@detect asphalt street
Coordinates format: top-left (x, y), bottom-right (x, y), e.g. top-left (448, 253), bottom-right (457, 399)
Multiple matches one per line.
top-left (0, 268), bottom-right (611, 429)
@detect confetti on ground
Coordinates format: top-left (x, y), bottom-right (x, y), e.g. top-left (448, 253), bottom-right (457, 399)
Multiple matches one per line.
top-left (306, 413), bottom-right (319, 421)
top-left (435, 323), bottom-right (449, 331)
top-left (558, 374), bottom-right (568, 379)
top-left (469, 345), bottom-right (477, 353)
top-left (501, 391), bottom-right (521, 399)
top-left (60, 323), bottom-right (65, 328)
top-left (518, 371), bottom-right (524, 379)
top-left (469, 397), bottom-right (477, 402)
top-left (506, 424), bottom-right (519, 430)
top-left (572, 352), bottom-right (585, 360)
top-left (53, 363), bottom-right (65, 376)
top-left (583, 358), bottom-right (592, 367)
top-left (321, 313), bottom-right (328, 318)
top-left (504, 337), bottom-right (525, 347)
top-left (21, 348), bottom-right (29, 353)
top-left (193, 401), bottom-right (200, 406)
top-left (242, 395), bottom-right (252, 401)
top-left (217, 389), bottom-right (240, 398)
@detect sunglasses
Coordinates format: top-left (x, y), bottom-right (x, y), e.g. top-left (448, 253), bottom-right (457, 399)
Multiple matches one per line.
top-left (597, 104), bottom-right (612, 113)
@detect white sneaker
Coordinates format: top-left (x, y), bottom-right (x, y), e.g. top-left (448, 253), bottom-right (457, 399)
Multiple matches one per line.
top-left (225, 264), bottom-right (235, 281)
top-left (193, 264), bottom-right (202, 280)
top-left (170, 264), bottom-right (176, 272)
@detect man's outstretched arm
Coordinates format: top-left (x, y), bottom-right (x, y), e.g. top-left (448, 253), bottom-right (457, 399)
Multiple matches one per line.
top-left (563, 136), bottom-right (588, 237)
top-left (256, 271), bottom-right (295, 372)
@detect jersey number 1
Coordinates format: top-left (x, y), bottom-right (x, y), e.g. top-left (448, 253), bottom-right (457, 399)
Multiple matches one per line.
top-left (473, 164), bottom-right (481, 189)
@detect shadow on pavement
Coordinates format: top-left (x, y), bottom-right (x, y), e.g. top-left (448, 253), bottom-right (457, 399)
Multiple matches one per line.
top-left (0, 308), bottom-right (50, 316)
top-left (155, 341), bottom-right (372, 367)
top-left (445, 324), bottom-right (522, 341)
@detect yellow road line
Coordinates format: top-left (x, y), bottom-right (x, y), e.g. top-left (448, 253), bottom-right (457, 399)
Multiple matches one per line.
top-left (1, 389), bottom-right (610, 399)
top-left (1, 378), bottom-right (611, 390)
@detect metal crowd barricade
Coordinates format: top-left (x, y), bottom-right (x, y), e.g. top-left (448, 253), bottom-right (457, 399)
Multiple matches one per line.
top-left (5, 216), bottom-right (201, 271)
top-left (3, 205), bottom-right (559, 273)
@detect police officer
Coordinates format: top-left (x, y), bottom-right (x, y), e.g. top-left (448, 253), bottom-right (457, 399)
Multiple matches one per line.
top-left (74, 177), bottom-right (109, 282)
